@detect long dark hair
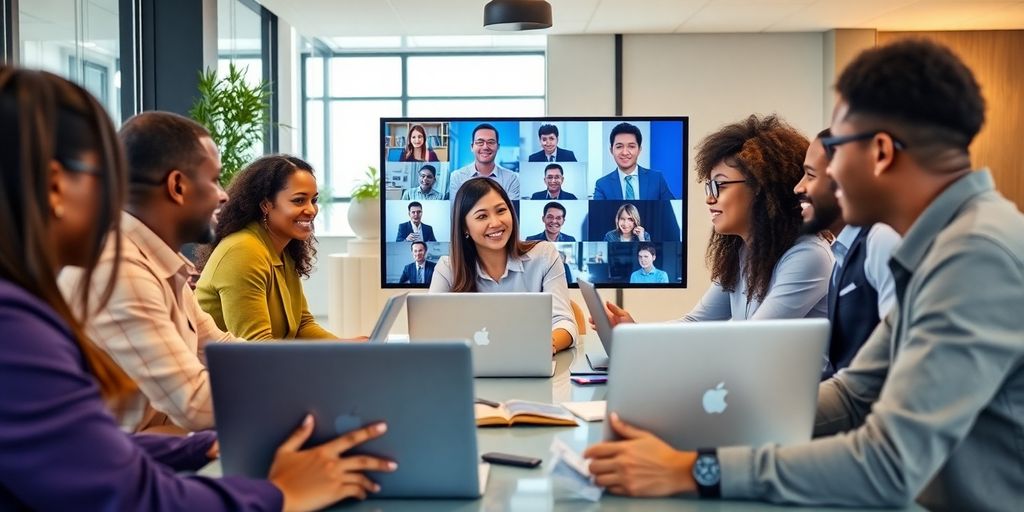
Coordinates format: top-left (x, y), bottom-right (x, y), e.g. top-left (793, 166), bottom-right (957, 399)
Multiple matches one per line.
top-left (197, 155), bottom-right (319, 277)
top-left (402, 124), bottom-right (429, 161)
top-left (0, 66), bottom-right (135, 405)
top-left (449, 177), bottom-right (536, 292)
top-left (695, 114), bottom-right (809, 303)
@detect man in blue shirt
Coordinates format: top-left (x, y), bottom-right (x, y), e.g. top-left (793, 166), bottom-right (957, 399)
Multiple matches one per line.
top-left (629, 244), bottom-right (669, 283)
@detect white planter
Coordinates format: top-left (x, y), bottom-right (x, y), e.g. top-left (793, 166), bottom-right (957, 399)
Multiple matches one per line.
top-left (347, 197), bottom-right (381, 240)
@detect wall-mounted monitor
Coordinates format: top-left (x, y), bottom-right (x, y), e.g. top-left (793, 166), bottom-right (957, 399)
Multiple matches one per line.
top-left (380, 117), bottom-right (688, 289)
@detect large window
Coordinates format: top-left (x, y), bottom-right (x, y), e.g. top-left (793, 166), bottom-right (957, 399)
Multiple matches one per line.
top-left (18, 0), bottom-right (122, 123)
top-left (302, 36), bottom-right (546, 234)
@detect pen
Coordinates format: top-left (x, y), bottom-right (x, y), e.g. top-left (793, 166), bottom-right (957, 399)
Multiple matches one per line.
top-left (475, 397), bottom-right (501, 408)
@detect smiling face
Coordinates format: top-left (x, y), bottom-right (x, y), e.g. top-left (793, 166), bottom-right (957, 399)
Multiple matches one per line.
top-left (410, 128), bottom-right (425, 149)
top-left (543, 206), bottom-right (564, 236)
top-left (411, 242), bottom-right (426, 264)
top-left (540, 133), bottom-right (558, 155)
top-left (611, 133), bottom-right (640, 171)
top-left (544, 167), bottom-right (563, 194)
top-left (794, 137), bottom-right (842, 234)
top-left (637, 248), bottom-right (655, 271)
top-left (418, 168), bottom-right (436, 192)
top-left (472, 128), bottom-right (498, 165)
top-left (827, 101), bottom-right (889, 227)
top-left (617, 210), bottom-right (636, 235)
top-left (465, 189), bottom-right (513, 253)
top-left (263, 170), bottom-right (319, 242)
top-left (706, 161), bottom-right (752, 239)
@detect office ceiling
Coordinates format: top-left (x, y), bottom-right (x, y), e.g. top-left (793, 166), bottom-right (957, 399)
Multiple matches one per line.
top-left (257, 0), bottom-right (1024, 37)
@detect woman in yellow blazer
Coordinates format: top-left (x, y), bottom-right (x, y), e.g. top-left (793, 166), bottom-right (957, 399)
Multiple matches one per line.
top-left (196, 155), bottom-right (336, 340)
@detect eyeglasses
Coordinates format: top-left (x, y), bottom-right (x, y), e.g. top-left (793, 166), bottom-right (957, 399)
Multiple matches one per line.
top-left (820, 131), bottom-right (906, 160)
top-left (473, 139), bottom-right (498, 148)
top-left (704, 179), bottom-right (747, 199)
top-left (59, 157), bottom-right (103, 176)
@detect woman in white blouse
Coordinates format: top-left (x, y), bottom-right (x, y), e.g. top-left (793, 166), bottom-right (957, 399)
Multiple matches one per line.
top-left (430, 177), bottom-right (577, 354)
top-left (602, 114), bottom-right (834, 325)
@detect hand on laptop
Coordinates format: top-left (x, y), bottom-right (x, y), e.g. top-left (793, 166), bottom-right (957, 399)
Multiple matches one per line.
top-left (583, 413), bottom-right (696, 497)
top-left (591, 301), bottom-right (635, 330)
top-left (268, 414), bottom-right (398, 511)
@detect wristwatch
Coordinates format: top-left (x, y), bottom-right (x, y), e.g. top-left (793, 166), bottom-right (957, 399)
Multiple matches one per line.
top-left (692, 448), bottom-right (721, 498)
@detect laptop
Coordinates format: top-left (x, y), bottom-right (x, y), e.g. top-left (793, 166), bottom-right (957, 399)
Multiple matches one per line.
top-left (605, 319), bottom-right (829, 449)
top-left (207, 342), bottom-right (483, 498)
top-left (577, 278), bottom-right (613, 372)
top-left (407, 293), bottom-right (553, 377)
top-left (368, 292), bottom-right (408, 343)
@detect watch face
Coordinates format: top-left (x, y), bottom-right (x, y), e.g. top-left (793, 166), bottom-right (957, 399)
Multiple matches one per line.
top-left (693, 454), bottom-right (721, 487)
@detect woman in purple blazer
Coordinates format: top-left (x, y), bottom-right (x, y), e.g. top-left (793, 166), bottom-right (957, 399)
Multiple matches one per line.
top-left (0, 66), bottom-right (395, 511)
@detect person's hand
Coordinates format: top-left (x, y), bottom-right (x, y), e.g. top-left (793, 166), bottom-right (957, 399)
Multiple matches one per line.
top-left (633, 225), bottom-right (646, 239)
top-left (405, 233), bottom-right (416, 241)
top-left (603, 301), bottom-right (635, 328)
top-left (206, 440), bottom-right (220, 460)
top-left (583, 413), bottom-right (697, 497)
top-left (269, 414), bottom-right (397, 512)
top-left (341, 336), bottom-right (370, 343)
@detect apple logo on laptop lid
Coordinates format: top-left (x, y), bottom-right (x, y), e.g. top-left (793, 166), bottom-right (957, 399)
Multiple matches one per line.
top-left (473, 327), bottom-right (491, 346)
top-left (702, 382), bottom-right (728, 414)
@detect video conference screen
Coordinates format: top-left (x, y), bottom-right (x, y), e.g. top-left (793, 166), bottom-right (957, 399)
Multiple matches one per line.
top-left (380, 117), bottom-right (689, 289)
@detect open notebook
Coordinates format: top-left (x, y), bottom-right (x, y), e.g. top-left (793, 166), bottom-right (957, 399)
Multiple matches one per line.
top-left (475, 400), bottom-right (578, 427)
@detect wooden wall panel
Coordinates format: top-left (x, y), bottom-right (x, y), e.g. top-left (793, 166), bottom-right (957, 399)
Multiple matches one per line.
top-left (878, 30), bottom-right (1024, 210)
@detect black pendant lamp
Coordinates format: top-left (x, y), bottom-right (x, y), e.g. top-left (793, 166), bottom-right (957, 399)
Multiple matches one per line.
top-left (484, 0), bottom-right (553, 31)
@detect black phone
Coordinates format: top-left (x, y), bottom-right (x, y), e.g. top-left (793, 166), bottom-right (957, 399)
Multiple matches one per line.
top-left (481, 452), bottom-right (542, 468)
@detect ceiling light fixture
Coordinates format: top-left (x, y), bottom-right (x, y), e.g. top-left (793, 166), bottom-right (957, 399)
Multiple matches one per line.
top-left (483, 0), bottom-right (552, 31)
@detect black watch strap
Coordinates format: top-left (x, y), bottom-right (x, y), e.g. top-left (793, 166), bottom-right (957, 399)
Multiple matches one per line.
top-left (693, 448), bottom-right (721, 499)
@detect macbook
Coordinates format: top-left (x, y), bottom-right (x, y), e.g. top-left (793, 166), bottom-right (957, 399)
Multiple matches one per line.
top-left (576, 278), bottom-right (613, 372)
top-left (407, 293), bottom-right (553, 377)
top-left (605, 319), bottom-right (829, 449)
top-left (368, 292), bottom-right (408, 343)
top-left (207, 342), bottom-right (483, 498)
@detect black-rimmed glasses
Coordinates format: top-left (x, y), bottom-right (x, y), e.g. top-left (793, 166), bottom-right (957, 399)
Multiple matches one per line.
top-left (820, 131), bottom-right (907, 160)
top-left (704, 179), bottom-right (747, 199)
top-left (58, 157), bottom-right (103, 176)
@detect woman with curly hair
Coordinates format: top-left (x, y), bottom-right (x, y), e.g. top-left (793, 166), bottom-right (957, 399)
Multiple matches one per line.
top-left (196, 155), bottom-right (337, 340)
top-left (601, 114), bottom-right (833, 323)
top-left (398, 124), bottom-right (439, 162)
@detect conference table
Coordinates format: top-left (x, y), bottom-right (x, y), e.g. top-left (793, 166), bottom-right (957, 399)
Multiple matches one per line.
top-left (201, 335), bottom-right (925, 511)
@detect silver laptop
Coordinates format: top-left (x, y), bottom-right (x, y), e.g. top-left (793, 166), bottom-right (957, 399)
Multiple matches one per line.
top-left (207, 342), bottom-right (482, 498)
top-left (407, 293), bottom-right (553, 377)
top-left (368, 292), bottom-right (408, 343)
top-left (577, 278), bottom-right (612, 372)
top-left (605, 319), bottom-right (829, 449)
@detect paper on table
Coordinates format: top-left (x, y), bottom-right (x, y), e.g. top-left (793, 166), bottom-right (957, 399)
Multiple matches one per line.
top-left (561, 401), bottom-right (607, 422)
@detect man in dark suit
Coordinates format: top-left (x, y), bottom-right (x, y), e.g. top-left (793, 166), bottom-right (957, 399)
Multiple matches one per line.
top-left (399, 241), bottom-right (435, 285)
top-left (526, 202), bottom-right (576, 242)
top-left (395, 201), bottom-right (436, 242)
top-left (794, 129), bottom-right (900, 379)
top-left (527, 124), bottom-right (577, 162)
top-left (529, 163), bottom-right (578, 200)
top-left (592, 122), bottom-right (674, 200)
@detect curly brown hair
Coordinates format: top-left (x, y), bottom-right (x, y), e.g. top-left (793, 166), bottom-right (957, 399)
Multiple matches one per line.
top-left (695, 114), bottom-right (809, 303)
top-left (196, 155), bottom-right (319, 277)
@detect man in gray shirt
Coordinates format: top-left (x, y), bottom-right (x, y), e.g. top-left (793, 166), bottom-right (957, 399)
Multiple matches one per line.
top-left (584, 39), bottom-right (1023, 511)
top-left (448, 123), bottom-right (520, 199)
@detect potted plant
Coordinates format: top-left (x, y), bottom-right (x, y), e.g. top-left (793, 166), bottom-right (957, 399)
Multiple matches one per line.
top-left (189, 62), bottom-right (272, 187)
top-left (348, 166), bottom-right (381, 240)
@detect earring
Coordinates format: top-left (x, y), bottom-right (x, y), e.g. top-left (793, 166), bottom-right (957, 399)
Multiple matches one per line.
top-left (464, 232), bottom-right (469, 239)
top-left (262, 212), bottom-right (270, 231)
top-left (53, 205), bottom-right (65, 219)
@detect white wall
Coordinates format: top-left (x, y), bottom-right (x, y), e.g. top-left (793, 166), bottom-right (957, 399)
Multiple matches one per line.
top-left (549, 32), bottom-right (826, 322)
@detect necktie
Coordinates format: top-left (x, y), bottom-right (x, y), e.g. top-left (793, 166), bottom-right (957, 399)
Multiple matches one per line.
top-left (549, 155), bottom-right (554, 162)
top-left (625, 175), bottom-right (635, 200)
top-left (417, 266), bottom-right (424, 284)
